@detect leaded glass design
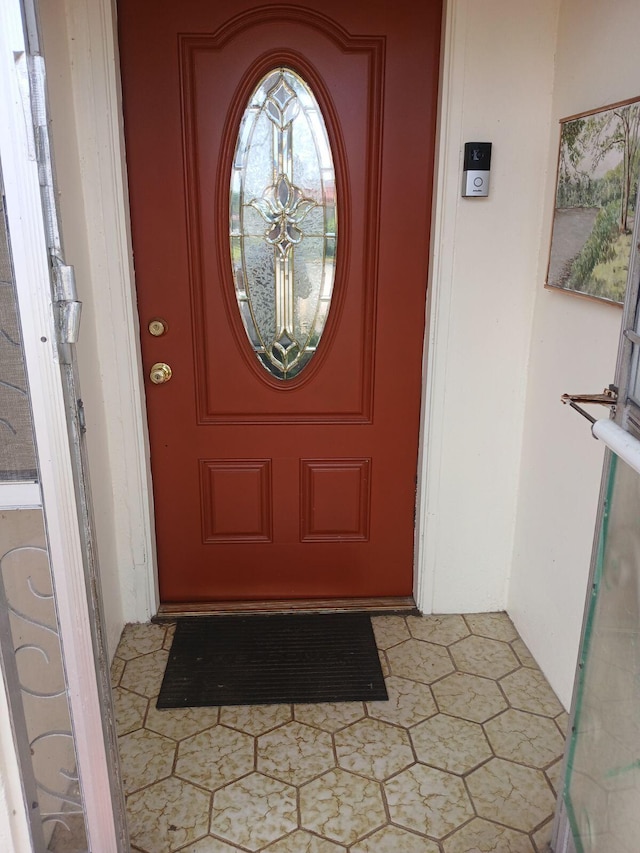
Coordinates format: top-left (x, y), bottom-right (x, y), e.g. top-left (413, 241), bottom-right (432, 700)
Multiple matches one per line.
top-left (230, 68), bottom-right (337, 380)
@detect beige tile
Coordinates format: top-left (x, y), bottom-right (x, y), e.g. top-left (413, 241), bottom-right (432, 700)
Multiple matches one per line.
top-left (177, 839), bottom-right (243, 852)
top-left (554, 711), bottom-right (570, 737)
top-left (606, 787), bottom-right (640, 852)
top-left (484, 709), bottom-right (565, 769)
top-left (466, 758), bottom-right (556, 833)
top-left (119, 728), bottom-right (175, 794)
top-left (126, 777), bottom-right (210, 853)
top-left (545, 757), bottom-right (564, 796)
top-left (145, 704), bottom-right (220, 740)
top-left (175, 725), bottom-right (254, 791)
top-left (116, 619), bottom-right (565, 853)
top-left (120, 649), bottom-right (169, 699)
top-left (367, 676), bottom-right (436, 728)
top-left (294, 701), bottom-right (365, 732)
top-left (351, 825), bottom-right (439, 852)
top-left (258, 720), bottom-right (335, 785)
top-left (564, 769), bottom-right (607, 835)
top-left (384, 763), bottom-right (474, 839)
top-left (464, 612), bottom-right (518, 642)
top-left (117, 622), bottom-right (167, 660)
top-left (449, 635), bottom-right (519, 679)
top-left (299, 768), bottom-right (386, 845)
top-left (110, 655), bottom-right (125, 688)
top-left (386, 639), bottom-right (454, 684)
top-left (443, 817), bottom-right (535, 852)
top-left (378, 648), bottom-right (390, 677)
top-left (569, 714), bottom-right (633, 795)
top-left (113, 687), bottom-right (147, 736)
top-left (611, 833), bottom-right (640, 853)
top-left (407, 614), bottom-right (469, 646)
top-left (163, 622), bottom-right (176, 650)
top-left (433, 672), bottom-right (507, 722)
top-left (220, 703), bottom-right (292, 736)
top-left (334, 717), bottom-right (413, 781)
top-left (532, 818), bottom-right (554, 853)
top-left (371, 615), bottom-right (410, 649)
top-left (262, 830), bottom-right (346, 852)
top-left (500, 669), bottom-right (564, 718)
top-left (210, 773), bottom-right (297, 851)
top-left (511, 637), bottom-right (538, 669)
top-left (410, 713), bottom-right (492, 774)
top-left (46, 811), bottom-right (86, 852)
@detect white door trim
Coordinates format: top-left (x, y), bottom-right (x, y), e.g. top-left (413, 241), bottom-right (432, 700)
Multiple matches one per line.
top-left (415, 0), bottom-right (464, 614)
top-left (61, 0), bottom-right (159, 623)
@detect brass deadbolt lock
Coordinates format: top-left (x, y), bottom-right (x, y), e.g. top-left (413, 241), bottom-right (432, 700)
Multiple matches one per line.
top-left (149, 362), bottom-right (172, 384)
top-left (148, 318), bottom-right (168, 337)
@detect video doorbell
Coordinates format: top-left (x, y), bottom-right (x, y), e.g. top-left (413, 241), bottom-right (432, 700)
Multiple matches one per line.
top-left (462, 142), bottom-right (492, 198)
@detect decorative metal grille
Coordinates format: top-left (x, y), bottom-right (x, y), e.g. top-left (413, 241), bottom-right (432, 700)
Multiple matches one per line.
top-left (0, 531), bottom-right (88, 850)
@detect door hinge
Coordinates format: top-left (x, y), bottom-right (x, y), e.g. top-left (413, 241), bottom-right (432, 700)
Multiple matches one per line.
top-left (561, 385), bottom-right (618, 425)
top-left (52, 258), bottom-right (82, 344)
top-left (27, 52), bottom-right (82, 349)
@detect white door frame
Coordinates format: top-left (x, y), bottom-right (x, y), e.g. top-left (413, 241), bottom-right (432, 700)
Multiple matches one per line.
top-left (56, 0), bottom-right (462, 622)
top-left (51, 0), bottom-right (159, 624)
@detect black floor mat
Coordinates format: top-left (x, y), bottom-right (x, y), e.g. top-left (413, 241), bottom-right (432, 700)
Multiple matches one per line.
top-left (157, 612), bottom-right (388, 708)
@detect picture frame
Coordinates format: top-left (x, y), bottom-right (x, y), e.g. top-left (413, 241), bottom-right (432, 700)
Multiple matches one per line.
top-left (546, 96), bottom-right (640, 305)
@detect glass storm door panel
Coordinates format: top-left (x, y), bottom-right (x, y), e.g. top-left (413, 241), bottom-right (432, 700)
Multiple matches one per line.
top-left (553, 123), bottom-right (640, 853)
top-left (118, 0), bottom-right (442, 603)
top-left (563, 453), bottom-right (640, 852)
top-left (230, 68), bottom-right (337, 380)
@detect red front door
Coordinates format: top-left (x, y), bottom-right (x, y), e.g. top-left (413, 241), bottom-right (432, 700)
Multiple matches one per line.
top-left (118, 0), bottom-right (441, 605)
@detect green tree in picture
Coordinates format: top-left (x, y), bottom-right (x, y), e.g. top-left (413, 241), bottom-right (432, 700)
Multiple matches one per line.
top-left (551, 100), bottom-right (640, 303)
top-left (583, 104), bottom-right (640, 233)
top-left (558, 103), bottom-right (640, 231)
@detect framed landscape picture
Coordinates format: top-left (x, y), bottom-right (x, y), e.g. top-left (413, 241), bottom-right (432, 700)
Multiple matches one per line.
top-left (546, 96), bottom-right (640, 305)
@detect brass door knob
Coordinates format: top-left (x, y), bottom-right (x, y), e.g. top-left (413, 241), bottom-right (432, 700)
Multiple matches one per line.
top-left (150, 362), bottom-right (172, 384)
top-left (148, 318), bottom-right (168, 337)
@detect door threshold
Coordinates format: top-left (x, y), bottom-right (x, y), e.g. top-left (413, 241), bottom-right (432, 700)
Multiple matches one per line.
top-left (154, 596), bottom-right (417, 621)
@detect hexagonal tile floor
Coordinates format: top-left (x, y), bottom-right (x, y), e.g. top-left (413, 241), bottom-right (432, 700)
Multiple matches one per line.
top-left (112, 612), bottom-right (566, 852)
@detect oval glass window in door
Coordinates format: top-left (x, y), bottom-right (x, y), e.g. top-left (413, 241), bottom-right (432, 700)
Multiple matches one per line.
top-left (230, 68), bottom-right (337, 380)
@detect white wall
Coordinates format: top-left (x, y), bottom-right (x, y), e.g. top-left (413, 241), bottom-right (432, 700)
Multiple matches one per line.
top-left (420, 0), bottom-right (560, 612)
top-left (509, 0), bottom-right (637, 709)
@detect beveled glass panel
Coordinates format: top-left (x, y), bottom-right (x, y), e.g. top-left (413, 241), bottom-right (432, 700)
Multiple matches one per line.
top-left (230, 67), bottom-right (337, 380)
